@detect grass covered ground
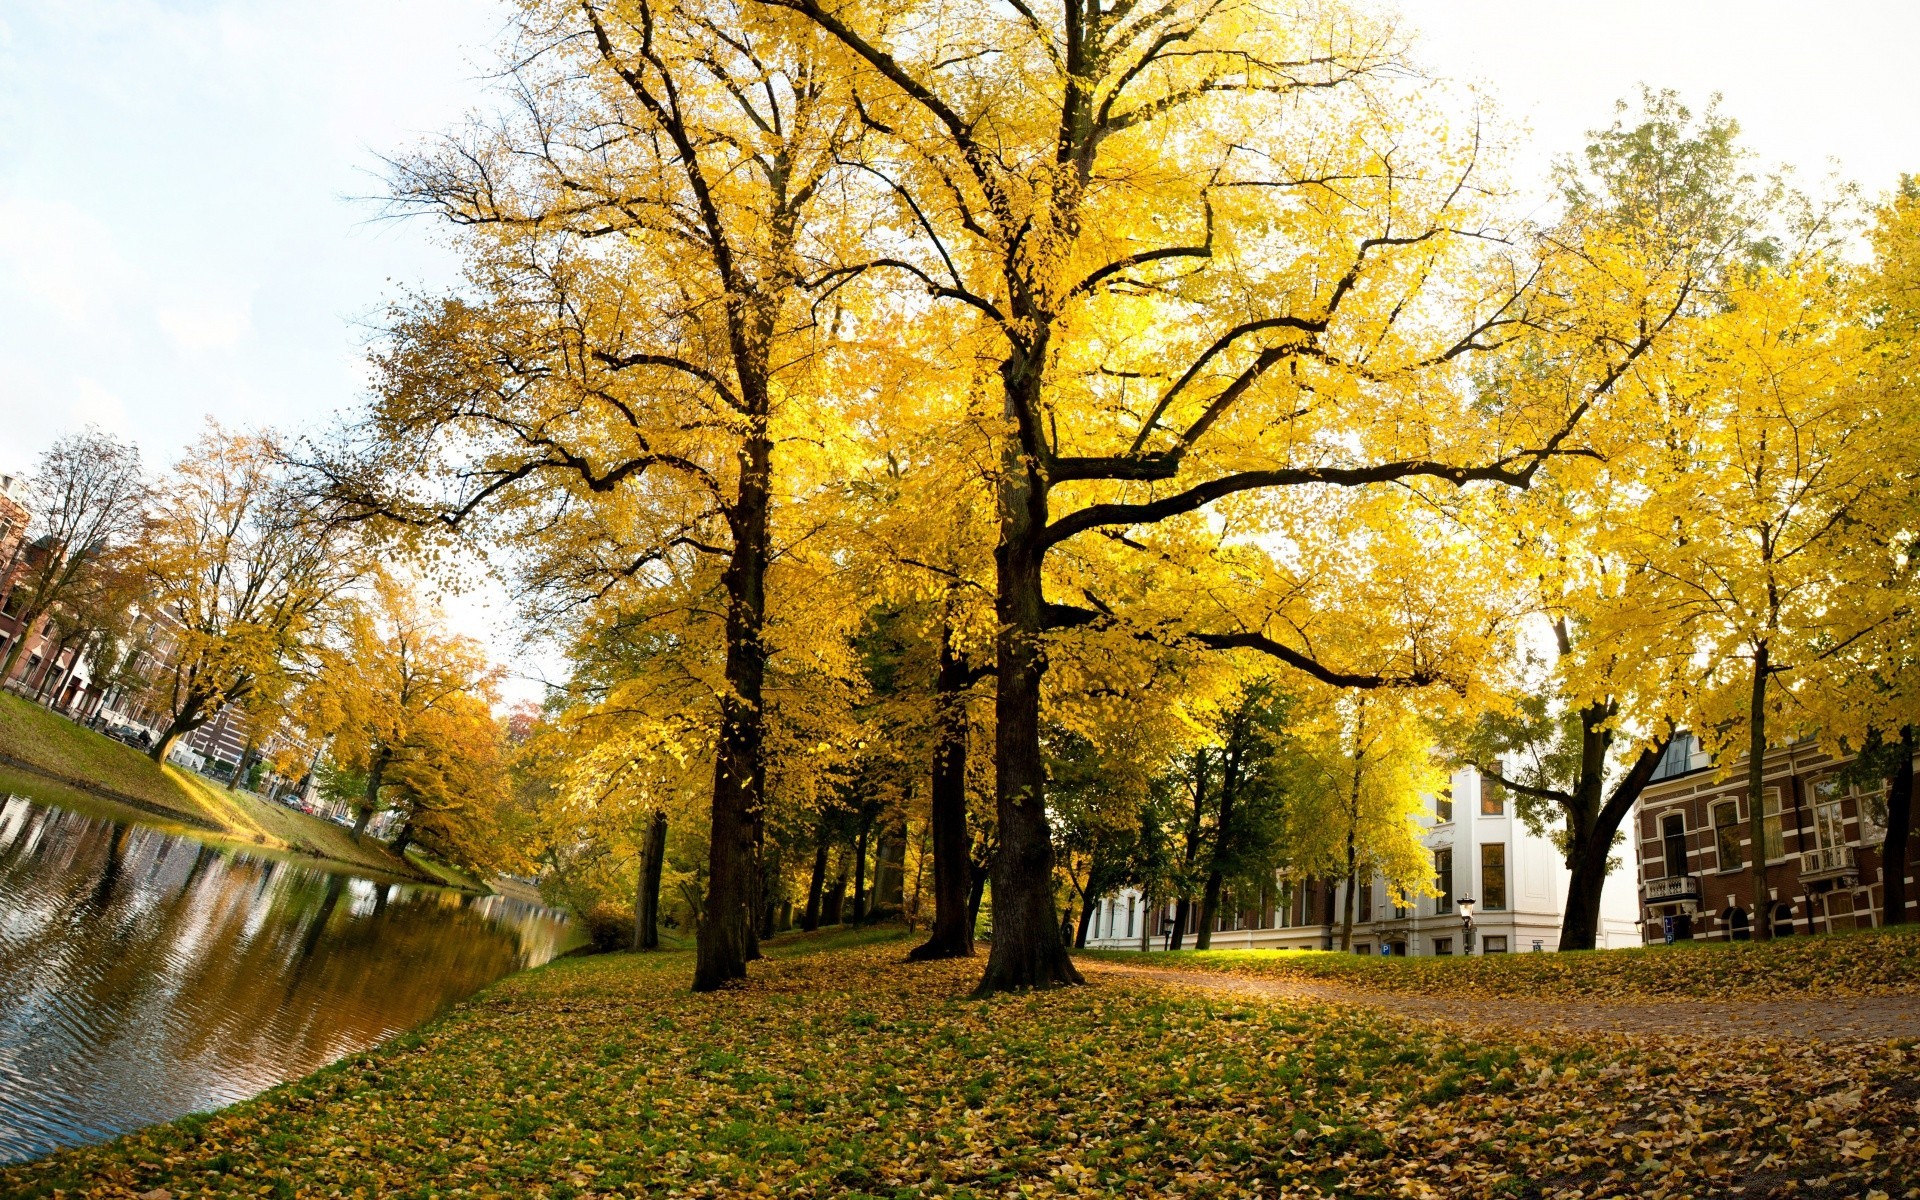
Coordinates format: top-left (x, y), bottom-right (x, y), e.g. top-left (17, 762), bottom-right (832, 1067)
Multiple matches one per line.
top-left (7, 928), bottom-right (1917, 1199)
top-left (1084, 926), bottom-right (1920, 1000)
top-left (0, 692), bottom-right (426, 881)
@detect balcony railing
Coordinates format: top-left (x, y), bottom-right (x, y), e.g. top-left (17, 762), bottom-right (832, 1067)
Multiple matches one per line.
top-left (1643, 874), bottom-right (1699, 902)
top-left (1800, 845), bottom-right (1856, 881)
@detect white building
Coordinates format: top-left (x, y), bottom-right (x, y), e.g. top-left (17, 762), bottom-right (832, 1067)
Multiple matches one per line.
top-left (1084, 766), bottom-right (1642, 955)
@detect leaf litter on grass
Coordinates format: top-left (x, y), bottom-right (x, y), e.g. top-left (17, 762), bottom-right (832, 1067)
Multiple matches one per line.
top-left (5, 931), bottom-right (1918, 1199)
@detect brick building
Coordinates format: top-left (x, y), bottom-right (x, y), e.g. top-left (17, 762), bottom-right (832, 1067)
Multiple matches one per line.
top-left (1634, 734), bottom-right (1910, 940)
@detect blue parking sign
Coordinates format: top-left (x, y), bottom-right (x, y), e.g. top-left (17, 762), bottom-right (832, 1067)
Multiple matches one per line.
top-left (1662, 915), bottom-right (1674, 945)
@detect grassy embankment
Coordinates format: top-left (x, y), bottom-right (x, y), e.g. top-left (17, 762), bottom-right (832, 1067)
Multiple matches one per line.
top-left (1084, 924), bottom-right (1920, 1000)
top-left (7, 926), bottom-right (1917, 1199)
top-left (0, 691), bottom-right (432, 882)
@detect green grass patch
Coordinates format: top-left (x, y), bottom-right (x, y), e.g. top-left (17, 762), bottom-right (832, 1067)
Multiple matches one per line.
top-left (1083, 923), bottom-right (1920, 998)
top-left (0, 692), bottom-right (433, 883)
top-left (5, 932), bottom-right (1916, 1198)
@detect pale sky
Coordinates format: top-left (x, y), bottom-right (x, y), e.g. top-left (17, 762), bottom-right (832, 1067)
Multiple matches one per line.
top-left (3, 0), bottom-right (1917, 693)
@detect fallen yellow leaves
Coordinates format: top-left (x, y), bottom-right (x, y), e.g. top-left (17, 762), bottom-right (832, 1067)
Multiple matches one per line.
top-left (1091, 925), bottom-right (1920, 1000)
top-left (4, 928), bottom-right (1917, 1199)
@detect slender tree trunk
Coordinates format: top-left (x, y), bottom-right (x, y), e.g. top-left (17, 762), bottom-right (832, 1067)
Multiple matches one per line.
top-left (1169, 752), bottom-right (1206, 952)
top-left (635, 808), bottom-right (667, 950)
top-left (1340, 832), bottom-right (1358, 952)
top-left (1746, 644), bottom-right (1773, 941)
top-left (975, 372), bottom-right (1081, 993)
top-left (1074, 888), bottom-right (1097, 948)
top-left (966, 849), bottom-right (991, 935)
top-left (913, 632), bottom-right (977, 960)
top-left (1195, 745), bottom-right (1243, 951)
top-left (759, 844), bottom-right (782, 939)
top-left (802, 827), bottom-right (829, 932)
top-left (852, 812), bottom-right (870, 921)
top-left (693, 415), bottom-right (772, 992)
top-left (1884, 726), bottom-right (1914, 926)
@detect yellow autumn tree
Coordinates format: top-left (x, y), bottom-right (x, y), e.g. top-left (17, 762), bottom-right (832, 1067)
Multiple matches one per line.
top-left (1276, 690), bottom-right (1444, 951)
top-left (315, 0), bottom-right (877, 988)
top-left (1596, 200), bottom-right (1911, 940)
top-left (768, 0), bottom-right (1705, 991)
top-left (137, 426), bottom-right (360, 764)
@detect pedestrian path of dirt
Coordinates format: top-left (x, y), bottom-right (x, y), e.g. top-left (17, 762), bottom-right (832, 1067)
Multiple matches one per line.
top-left (1082, 960), bottom-right (1920, 1042)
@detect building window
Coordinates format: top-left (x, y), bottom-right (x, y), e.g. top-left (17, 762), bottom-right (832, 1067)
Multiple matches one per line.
top-left (1810, 782), bottom-right (1847, 863)
top-left (1358, 881), bottom-right (1373, 923)
top-left (1762, 789), bottom-right (1784, 862)
top-left (1125, 897), bottom-right (1134, 938)
top-left (1483, 935), bottom-right (1509, 954)
top-left (1818, 775), bottom-right (1888, 845)
top-left (1651, 733), bottom-right (1711, 781)
top-left (1481, 776), bottom-right (1505, 816)
top-left (1713, 800), bottom-right (1742, 871)
top-left (1661, 813), bottom-right (1687, 878)
top-left (1480, 843), bottom-right (1507, 911)
top-left (1434, 847), bottom-right (1453, 915)
top-left (1354, 943), bottom-right (1371, 956)
top-left (1435, 787), bottom-right (1453, 823)
top-left (1433, 937), bottom-right (1453, 956)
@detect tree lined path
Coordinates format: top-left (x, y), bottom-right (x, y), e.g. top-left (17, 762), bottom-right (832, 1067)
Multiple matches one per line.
top-left (1084, 958), bottom-right (1920, 1042)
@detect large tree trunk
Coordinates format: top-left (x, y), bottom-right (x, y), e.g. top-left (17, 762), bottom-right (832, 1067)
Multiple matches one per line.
top-left (911, 631), bottom-right (976, 960)
top-left (635, 808), bottom-right (667, 950)
top-left (148, 691), bottom-right (213, 766)
top-left (389, 821), bottom-right (414, 858)
top-left (693, 418), bottom-right (772, 992)
top-left (1746, 645), bottom-right (1773, 941)
top-left (1884, 726), bottom-right (1914, 927)
top-left (1558, 728), bottom-right (1668, 951)
top-left (974, 394), bottom-right (1081, 994)
top-left (801, 827), bottom-right (829, 932)
top-left (353, 748), bottom-right (391, 839)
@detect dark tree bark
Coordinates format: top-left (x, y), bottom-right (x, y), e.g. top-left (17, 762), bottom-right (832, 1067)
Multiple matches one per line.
top-left (966, 844), bottom-right (992, 936)
top-left (1480, 676), bottom-right (1671, 951)
top-left (694, 419), bottom-right (773, 990)
top-left (389, 821), bottom-right (414, 858)
top-left (1195, 739), bottom-right (1245, 950)
top-left (1746, 644), bottom-right (1774, 941)
top-left (635, 808), bottom-right (667, 950)
top-left (912, 631), bottom-right (980, 960)
top-left (801, 826), bottom-right (829, 932)
top-left (149, 692), bottom-right (213, 766)
top-left (1885, 726), bottom-right (1915, 926)
top-left (1169, 750), bottom-right (1208, 951)
top-left (823, 850), bottom-right (847, 925)
top-left (851, 811), bottom-right (871, 922)
top-left (1074, 888), bottom-right (1098, 948)
top-left (352, 748), bottom-right (392, 839)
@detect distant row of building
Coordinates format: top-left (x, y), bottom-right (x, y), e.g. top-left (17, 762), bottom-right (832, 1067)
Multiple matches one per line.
top-left (1087, 739), bottom-right (1911, 954)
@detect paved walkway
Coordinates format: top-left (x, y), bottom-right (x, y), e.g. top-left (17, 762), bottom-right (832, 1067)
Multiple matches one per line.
top-left (1082, 961), bottom-right (1920, 1042)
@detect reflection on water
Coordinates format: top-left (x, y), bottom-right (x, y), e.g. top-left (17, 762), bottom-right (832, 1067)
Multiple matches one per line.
top-left (0, 794), bottom-right (578, 1163)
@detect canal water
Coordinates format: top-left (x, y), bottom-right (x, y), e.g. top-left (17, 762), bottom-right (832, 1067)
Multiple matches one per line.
top-left (0, 792), bottom-right (580, 1163)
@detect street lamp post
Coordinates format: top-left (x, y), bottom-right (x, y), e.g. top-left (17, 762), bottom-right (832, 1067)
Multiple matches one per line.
top-left (1458, 896), bottom-right (1476, 954)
